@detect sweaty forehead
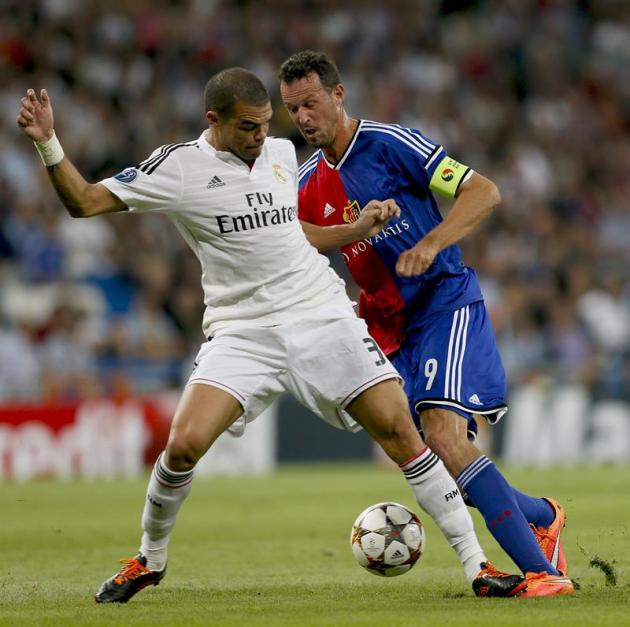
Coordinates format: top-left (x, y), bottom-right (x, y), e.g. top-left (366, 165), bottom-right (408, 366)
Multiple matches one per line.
top-left (231, 100), bottom-right (273, 123)
top-left (280, 74), bottom-right (326, 102)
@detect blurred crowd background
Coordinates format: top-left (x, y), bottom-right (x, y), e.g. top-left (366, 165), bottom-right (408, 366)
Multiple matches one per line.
top-left (1, 0), bottom-right (628, 404)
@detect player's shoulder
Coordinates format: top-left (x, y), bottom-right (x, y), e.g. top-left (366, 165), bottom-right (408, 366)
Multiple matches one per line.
top-left (360, 119), bottom-right (425, 138)
top-left (137, 139), bottom-right (200, 175)
top-left (265, 136), bottom-right (294, 150)
top-left (264, 136), bottom-right (297, 162)
top-left (298, 150), bottom-right (322, 186)
top-left (359, 119), bottom-right (438, 158)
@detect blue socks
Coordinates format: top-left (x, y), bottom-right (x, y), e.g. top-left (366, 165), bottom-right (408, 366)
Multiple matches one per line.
top-left (511, 488), bottom-right (555, 528)
top-left (457, 456), bottom-right (558, 575)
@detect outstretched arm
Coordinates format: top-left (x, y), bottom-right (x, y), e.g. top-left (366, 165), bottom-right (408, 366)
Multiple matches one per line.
top-left (396, 172), bottom-right (500, 277)
top-left (16, 89), bottom-right (127, 218)
top-left (301, 199), bottom-right (401, 252)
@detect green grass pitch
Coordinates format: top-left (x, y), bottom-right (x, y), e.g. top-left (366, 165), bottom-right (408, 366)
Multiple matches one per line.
top-left (1, 464), bottom-right (629, 626)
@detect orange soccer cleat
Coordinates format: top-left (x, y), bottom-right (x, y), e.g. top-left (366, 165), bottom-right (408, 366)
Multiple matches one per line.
top-left (95, 554), bottom-right (166, 603)
top-left (530, 497), bottom-right (568, 575)
top-left (518, 571), bottom-right (575, 598)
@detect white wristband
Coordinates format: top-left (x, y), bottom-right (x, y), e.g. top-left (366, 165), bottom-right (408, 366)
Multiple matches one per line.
top-left (34, 131), bottom-right (64, 167)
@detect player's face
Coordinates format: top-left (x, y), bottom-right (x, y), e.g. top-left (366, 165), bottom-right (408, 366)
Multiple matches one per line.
top-left (210, 100), bottom-right (272, 162)
top-left (280, 73), bottom-right (342, 148)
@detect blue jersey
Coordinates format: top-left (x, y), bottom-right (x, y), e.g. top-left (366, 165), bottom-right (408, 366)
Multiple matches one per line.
top-left (298, 119), bottom-right (483, 355)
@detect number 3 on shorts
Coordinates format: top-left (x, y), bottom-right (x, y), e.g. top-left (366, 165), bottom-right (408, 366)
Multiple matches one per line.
top-left (362, 337), bottom-right (386, 366)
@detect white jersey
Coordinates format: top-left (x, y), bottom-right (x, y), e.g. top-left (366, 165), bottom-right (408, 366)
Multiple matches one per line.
top-left (101, 132), bottom-right (351, 338)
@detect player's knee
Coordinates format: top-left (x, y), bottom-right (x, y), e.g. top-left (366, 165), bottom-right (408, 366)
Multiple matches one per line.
top-left (374, 411), bottom-right (422, 460)
top-left (423, 427), bottom-right (459, 465)
top-left (375, 407), bottom-right (413, 438)
top-left (164, 436), bottom-right (203, 472)
top-left (423, 425), bottom-right (474, 468)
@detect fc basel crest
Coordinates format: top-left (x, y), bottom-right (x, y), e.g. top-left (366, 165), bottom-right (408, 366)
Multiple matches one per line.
top-left (342, 200), bottom-right (361, 224)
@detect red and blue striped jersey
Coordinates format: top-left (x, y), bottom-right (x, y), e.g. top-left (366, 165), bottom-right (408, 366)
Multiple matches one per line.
top-left (298, 119), bottom-right (483, 356)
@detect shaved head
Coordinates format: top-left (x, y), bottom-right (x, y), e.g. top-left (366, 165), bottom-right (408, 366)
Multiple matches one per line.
top-left (203, 68), bottom-right (269, 120)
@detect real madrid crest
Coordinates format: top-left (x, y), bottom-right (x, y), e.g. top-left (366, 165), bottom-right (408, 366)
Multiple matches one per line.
top-left (272, 164), bottom-right (287, 183)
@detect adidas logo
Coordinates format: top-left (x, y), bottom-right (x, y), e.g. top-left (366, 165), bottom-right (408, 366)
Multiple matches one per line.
top-left (468, 394), bottom-right (483, 406)
top-left (323, 203), bottom-right (336, 218)
top-left (207, 175), bottom-right (226, 188)
top-left (390, 549), bottom-right (404, 559)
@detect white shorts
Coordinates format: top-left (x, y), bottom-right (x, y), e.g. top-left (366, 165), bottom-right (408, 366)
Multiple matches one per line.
top-left (188, 315), bottom-right (399, 436)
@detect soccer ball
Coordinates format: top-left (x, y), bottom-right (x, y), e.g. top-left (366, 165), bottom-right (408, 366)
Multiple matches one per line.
top-left (350, 502), bottom-right (425, 577)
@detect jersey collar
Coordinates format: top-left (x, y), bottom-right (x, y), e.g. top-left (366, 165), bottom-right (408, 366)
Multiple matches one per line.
top-left (321, 119), bottom-right (363, 170)
top-left (197, 130), bottom-right (259, 171)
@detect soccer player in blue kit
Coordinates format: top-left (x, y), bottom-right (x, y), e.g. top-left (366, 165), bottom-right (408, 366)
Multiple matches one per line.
top-left (280, 50), bottom-right (574, 597)
top-left (18, 67), bottom-right (526, 603)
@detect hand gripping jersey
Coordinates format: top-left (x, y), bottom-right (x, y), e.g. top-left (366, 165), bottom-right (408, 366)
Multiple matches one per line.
top-left (101, 132), bottom-right (350, 338)
top-left (298, 120), bottom-right (483, 356)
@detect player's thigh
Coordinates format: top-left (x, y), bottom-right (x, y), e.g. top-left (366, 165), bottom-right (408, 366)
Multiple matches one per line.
top-left (166, 382), bottom-right (244, 467)
top-left (346, 378), bottom-right (421, 446)
top-left (167, 329), bottom-right (285, 466)
top-left (394, 302), bottom-right (507, 434)
top-left (286, 316), bottom-right (401, 431)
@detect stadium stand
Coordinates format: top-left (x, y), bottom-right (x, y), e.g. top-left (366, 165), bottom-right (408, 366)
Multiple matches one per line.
top-left (1, 0), bottom-right (628, 405)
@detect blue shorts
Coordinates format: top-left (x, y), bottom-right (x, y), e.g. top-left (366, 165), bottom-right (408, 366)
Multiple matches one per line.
top-left (391, 301), bottom-right (508, 440)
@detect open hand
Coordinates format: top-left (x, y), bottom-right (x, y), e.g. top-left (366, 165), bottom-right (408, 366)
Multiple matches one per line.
top-left (16, 89), bottom-right (54, 142)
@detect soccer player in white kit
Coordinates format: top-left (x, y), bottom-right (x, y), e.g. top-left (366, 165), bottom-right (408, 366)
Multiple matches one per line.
top-left (16, 68), bottom-right (523, 603)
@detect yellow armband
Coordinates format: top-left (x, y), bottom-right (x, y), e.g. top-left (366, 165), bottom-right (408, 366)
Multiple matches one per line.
top-left (429, 156), bottom-right (471, 199)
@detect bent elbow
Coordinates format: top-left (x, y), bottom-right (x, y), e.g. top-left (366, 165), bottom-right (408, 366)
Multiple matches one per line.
top-left (67, 206), bottom-right (85, 219)
top-left (487, 181), bottom-right (501, 211)
top-left (66, 185), bottom-right (116, 218)
top-left (65, 202), bottom-right (92, 219)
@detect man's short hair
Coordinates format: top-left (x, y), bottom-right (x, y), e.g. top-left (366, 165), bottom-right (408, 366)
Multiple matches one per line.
top-left (203, 68), bottom-right (269, 119)
top-left (278, 51), bottom-right (341, 91)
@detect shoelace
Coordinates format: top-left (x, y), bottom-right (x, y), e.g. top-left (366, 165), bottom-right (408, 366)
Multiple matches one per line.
top-left (530, 523), bottom-right (556, 544)
top-left (526, 571), bottom-right (553, 582)
top-left (482, 562), bottom-right (515, 579)
top-left (113, 558), bottom-right (149, 584)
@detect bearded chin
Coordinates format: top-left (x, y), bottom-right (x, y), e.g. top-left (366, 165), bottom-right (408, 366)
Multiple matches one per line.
top-left (306, 134), bottom-right (327, 148)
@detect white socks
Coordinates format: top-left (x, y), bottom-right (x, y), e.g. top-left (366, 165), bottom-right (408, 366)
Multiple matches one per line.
top-left (140, 452), bottom-right (194, 571)
top-left (138, 448), bottom-right (485, 582)
top-left (401, 448), bottom-right (486, 583)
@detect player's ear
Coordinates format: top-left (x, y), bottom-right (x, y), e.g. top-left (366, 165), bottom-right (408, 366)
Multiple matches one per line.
top-left (332, 84), bottom-right (345, 109)
top-left (206, 110), bottom-right (219, 126)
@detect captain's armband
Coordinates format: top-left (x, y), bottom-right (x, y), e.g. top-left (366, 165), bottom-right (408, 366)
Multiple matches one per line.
top-left (429, 156), bottom-right (472, 199)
